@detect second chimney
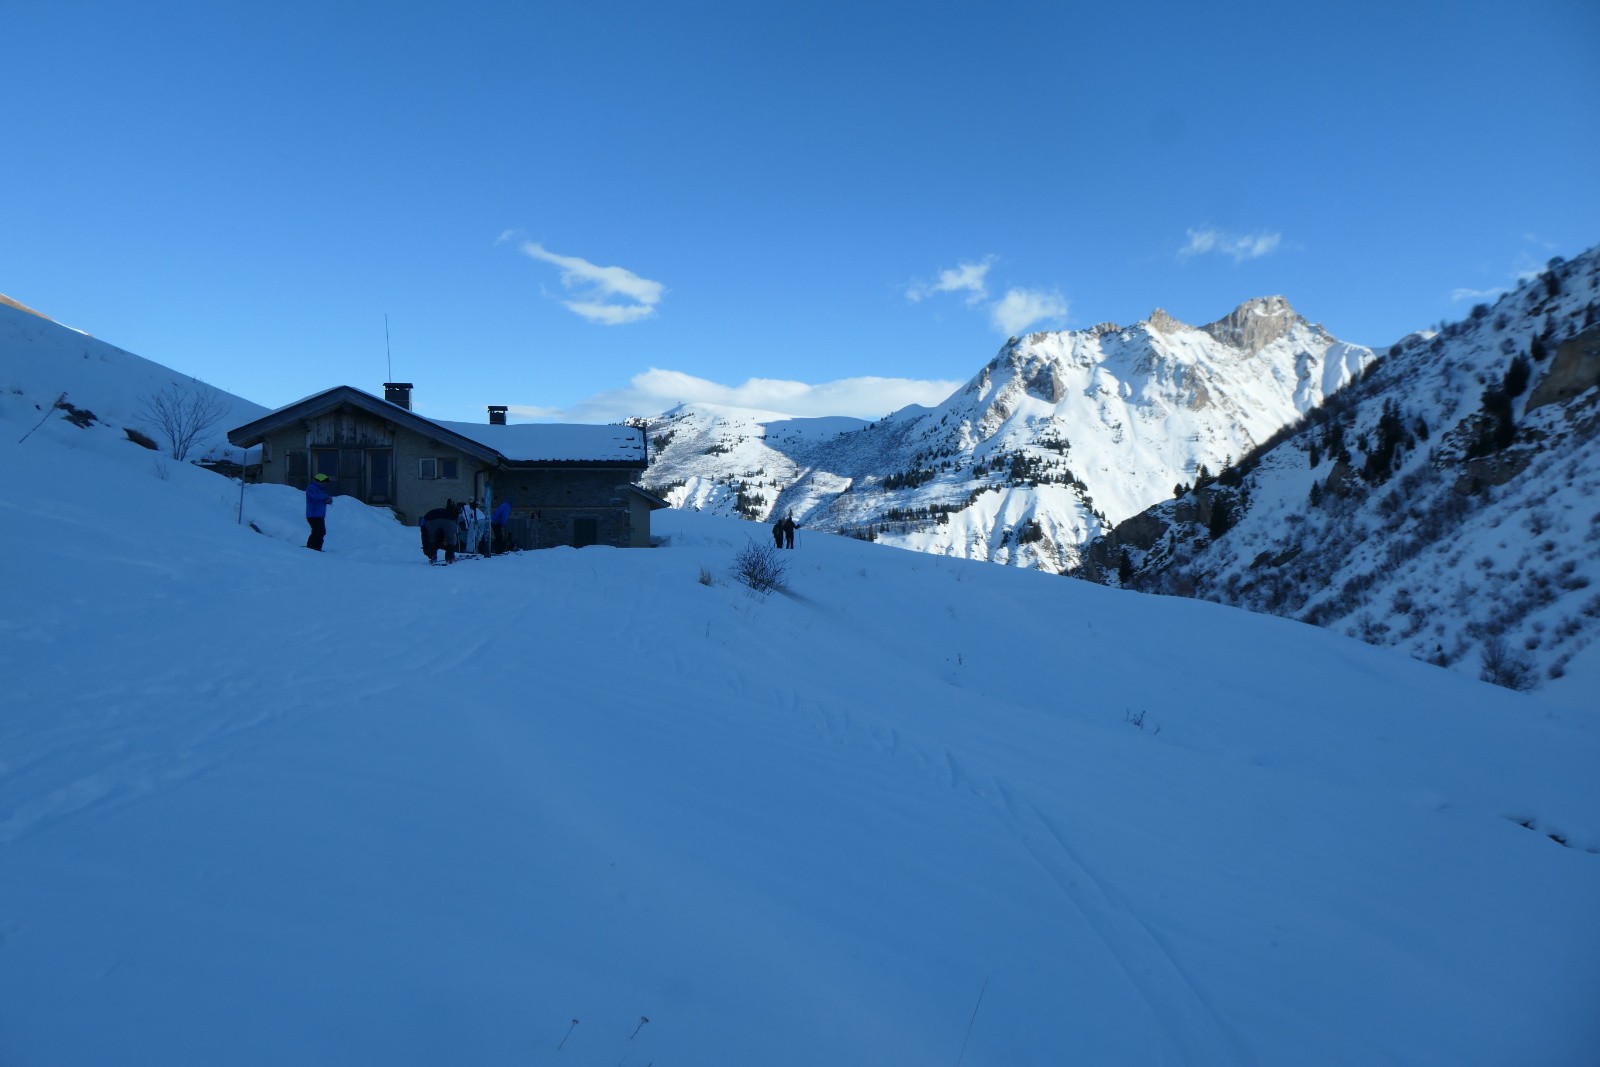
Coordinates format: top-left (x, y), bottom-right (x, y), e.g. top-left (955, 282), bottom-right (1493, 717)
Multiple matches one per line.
top-left (488, 405), bottom-right (508, 426)
top-left (383, 382), bottom-right (414, 410)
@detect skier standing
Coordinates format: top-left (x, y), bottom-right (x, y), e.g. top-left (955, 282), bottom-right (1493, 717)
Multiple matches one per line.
top-left (305, 473), bottom-right (332, 551)
top-left (491, 499), bottom-right (511, 554)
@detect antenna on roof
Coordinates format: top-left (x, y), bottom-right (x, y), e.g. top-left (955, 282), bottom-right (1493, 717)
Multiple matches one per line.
top-left (384, 313), bottom-right (393, 381)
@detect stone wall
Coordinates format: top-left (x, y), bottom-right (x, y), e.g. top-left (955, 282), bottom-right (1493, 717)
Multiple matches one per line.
top-left (491, 467), bottom-right (641, 549)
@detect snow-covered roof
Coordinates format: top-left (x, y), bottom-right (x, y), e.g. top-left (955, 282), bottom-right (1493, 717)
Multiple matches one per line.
top-left (437, 419), bottom-right (645, 464)
top-left (228, 386), bottom-right (645, 467)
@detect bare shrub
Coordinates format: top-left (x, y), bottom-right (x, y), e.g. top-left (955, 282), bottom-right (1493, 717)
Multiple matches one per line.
top-left (1352, 614), bottom-right (1390, 645)
top-left (1479, 635), bottom-right (1535, 691)
top-left (732, 540), bottom-right (788, 594)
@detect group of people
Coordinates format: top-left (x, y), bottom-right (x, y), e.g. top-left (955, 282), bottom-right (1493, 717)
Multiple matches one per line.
top-left (420, 498), bottom-right (513, 564)
top-left (302, 476), bottom-right (513, 563)
top-left (771, 511), bottom-right (798, 549)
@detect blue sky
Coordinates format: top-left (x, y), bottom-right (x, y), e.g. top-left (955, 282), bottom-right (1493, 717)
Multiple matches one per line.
top-left (4, 0), bottom-right (1598, 423)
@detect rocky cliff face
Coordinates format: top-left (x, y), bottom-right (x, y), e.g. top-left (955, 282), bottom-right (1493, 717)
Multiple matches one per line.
top-left (1526, 325), bottom-right (1600, 411)
top-left (1199, 295), bottom-right (1303, 355)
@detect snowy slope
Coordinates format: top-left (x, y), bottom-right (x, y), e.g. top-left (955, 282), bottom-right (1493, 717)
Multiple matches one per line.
top-left (0, 296), bottom-right (266, 461)
top-left (2, 324), bottom-right (1598, 1065)
top-left (642, 402), bottom-right (868, 516)
top-left (645, 299), bottom-right (1373, 574)
top-left (1088, 250), bottom-right (1600, 699)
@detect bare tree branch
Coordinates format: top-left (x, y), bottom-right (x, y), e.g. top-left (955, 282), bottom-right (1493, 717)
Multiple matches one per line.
top-left (139, 381), bottom-right (229, 461)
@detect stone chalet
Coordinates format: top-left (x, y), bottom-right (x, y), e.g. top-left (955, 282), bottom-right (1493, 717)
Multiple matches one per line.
top-left (227, 383), bottom-right (668, 549)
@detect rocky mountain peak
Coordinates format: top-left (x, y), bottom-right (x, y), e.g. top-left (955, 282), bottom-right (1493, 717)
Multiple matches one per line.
top-left (1199, 295), bottom-right (1303, 355)
top-left (1147, 308), bottom-right (1188, 334)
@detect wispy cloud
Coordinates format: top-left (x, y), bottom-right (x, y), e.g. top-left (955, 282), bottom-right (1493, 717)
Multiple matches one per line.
top-left (1178, 226), bottom-right (1282, 263)
top-left (1450, 286), bottom-right (1507, 304)
top-left (990, 287), bottom-right (1070, 336)
top-left (510, 368), bottom-right (963, 423)
top-left (909, 256), bottom-right (1069, 336)
top-left (517, 241), bottom-right (665, 325)
top-left (907, 256), bottom-right (996, 306)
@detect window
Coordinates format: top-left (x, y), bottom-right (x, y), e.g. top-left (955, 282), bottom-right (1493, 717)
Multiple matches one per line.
top-left (367, 450), bottom-right (392, 503)
top-left (313, 450), bottom-right (342, 483)
top-left (419, 457), bottom-right (460, 481)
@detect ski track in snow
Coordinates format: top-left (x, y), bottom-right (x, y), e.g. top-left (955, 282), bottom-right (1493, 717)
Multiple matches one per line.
top-left (995, 785), bottom-right (1249, 1067)
top-left (0, 682), bottom-right (285, 846)
top-left (742, 620), bottom-right (1249, 1064)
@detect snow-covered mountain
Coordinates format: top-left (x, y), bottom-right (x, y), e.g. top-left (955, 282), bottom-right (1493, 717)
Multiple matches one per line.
top-left (0, 294), bottom-right (266, 462)
top-left (644, 297), bottom-right (1374, 573)
top-left (1079, 249), bottom-right (1600, 694)
top-left (3, 310), bottom-right (1598, 1064)
top-left (641, 402), bottom-right (869, 515)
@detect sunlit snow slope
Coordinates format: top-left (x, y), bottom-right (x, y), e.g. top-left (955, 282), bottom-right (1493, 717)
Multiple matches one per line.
top-left (646, 298), bottom-right (1373, 575)
top-left (1, 336), bottom-right (1597, 1065)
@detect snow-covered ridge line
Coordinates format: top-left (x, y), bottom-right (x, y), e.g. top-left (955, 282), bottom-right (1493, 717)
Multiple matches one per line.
top-left (645, 294), bottom-right (1375, 574)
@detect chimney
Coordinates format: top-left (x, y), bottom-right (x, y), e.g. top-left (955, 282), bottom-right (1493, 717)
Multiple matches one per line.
top-left (488, 405), bottom-right (508, 426)
top-left (384, 382), bottom-right (414, 410)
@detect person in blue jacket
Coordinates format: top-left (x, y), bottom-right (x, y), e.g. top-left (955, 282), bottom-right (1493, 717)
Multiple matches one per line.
top-left (305, 473), bottom-right (333, 551)
top-left (491, 499), bottom-right (511, 554)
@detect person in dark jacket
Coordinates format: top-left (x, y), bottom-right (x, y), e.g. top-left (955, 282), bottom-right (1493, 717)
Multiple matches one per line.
top-left (305, 473), bottom-right (333, 551)
top-left (782, 513), bottom-right (797, 549)
top-left (491, 499), bottom-right (511, 554)
top-left (420, 500), bottom-right (459, 564)
top-left (772, 516), bottom-right (784, 549)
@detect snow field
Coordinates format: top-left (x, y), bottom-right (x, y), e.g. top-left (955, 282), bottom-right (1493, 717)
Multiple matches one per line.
top-left (2, 401), bottom-right (1598, 1064)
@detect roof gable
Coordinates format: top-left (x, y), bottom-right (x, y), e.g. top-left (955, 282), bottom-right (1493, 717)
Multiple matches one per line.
top-left (227, 386), bottom-right (646, 467)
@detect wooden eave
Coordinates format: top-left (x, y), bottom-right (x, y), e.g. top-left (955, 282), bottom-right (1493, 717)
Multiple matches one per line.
top-left (226, 386), bottom-right (506, 466)
top-left (626, 484), bottom-right (672, 510)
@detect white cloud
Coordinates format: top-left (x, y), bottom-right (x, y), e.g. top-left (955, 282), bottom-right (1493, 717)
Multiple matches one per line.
top-left (509, 368), bottom-right (964, 423)
top-left (908, 256), bottom-right (1071, 336)
top-left (518, 242), bottom-right (665, 325)
top-left (1178, 227), bottom-right (1282, 263)
top-left (562, 301), bottom-right (657, 326)
top-left (989, 287), bottom-right (1070, 336)
top-left (907, 256), bottom-right (996, 305)
top-left (1450, 286), bottom-right (1507, 304)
